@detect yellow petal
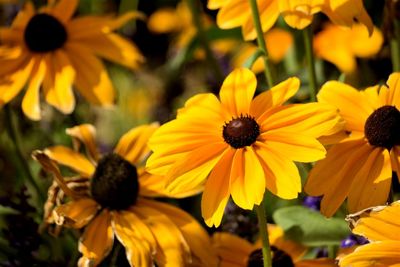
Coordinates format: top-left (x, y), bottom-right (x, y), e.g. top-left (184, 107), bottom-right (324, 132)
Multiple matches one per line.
top-left (201, 148), bottom-right (235, 227)
top-left (22, 57), bottom-right (45, 120)
top-left (279, 0), bottom-right (324, 29)
top-left (266, 28), bottom-right (293, 62)
top-left (254, 143), bottom-right (301, 199)
top-left (250, 77), bottom-right (300, 119)
top-left (66, 124), bottom-right (99, 163)
top-left (112, 210), bottom-right (155, 266)
top-left (207, 0), bottom-right (229, 9)
top-left (114, 123), bottom-right (159, 165)
top-left (260, 131), bottom-right (326, 162)
top-left (64, 43), bottom-right (115, 106)
top-left (44, 146), bottom-right (95, 177)
top-left (212, 232), bottom-right (253, 265)
top-left (391, 147), bottom-right (400, 175)
top-left (78, 210), bottom-right (114, 267)
top-left (230, 147), bottom-right (265, 210)
top-left (385, 72), bottom-right (400, 108)
top-left (42, 50), bottom-right (76, 114)
top-left (219, 68), bottom-right (257, 117)
top-left (347, 148), bottom-right (392, 213)
top-left (143, 198), bottom-right (219, 267)
top-left (50, 0), bottom-right (78, 22)
top-left (53, 198), bottom-right (98, 228)
top-left (148, 8), bottom-right (181, 33)
top-left (351, 24), bottom-right (383, 58)
top-left (216, 0), bottom-right (249, 30)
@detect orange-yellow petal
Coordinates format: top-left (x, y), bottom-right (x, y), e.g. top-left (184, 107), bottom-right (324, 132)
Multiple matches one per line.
top-left (53, 198), bottom-right (98, 228)
top-left (22, 57), bottom-right (45, 120)
top-left (66, 124), bottom-right (99, 163)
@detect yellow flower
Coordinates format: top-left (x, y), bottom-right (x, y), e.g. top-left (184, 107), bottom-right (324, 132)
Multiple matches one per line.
top-left (208, 0), bottom-right (373, 40)
top-left (232, 28), bottom-right (293, 73)
top-left (212, 225), bottom-right (337, 266)
top-left (33, 123), bottom-right (216, 267)
top-left (305, 73), bottom-right (400, 217)
top-left (339, 201), bottom-right (400, 266)
top-left (0, 0), bottom-right (144, 120)
top-left (314, 23), bottom-right (383, 74)
top-left (146, 68), bottom-right (342, 227)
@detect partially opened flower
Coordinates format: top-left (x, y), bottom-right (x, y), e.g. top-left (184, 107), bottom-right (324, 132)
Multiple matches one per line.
top-left (339, 201), bottom-right (400, 266)
top-left (146, 68), bottom-right (343, 227)
top-left (314, 23), bottom-right (383, 74)
top-left (305, 73), bottom-right (400, 217)
top-left (0, 0), bottom-right (144, 120)
top-left (212, 225), bottom-right (336, 267)
top-left (33, 123), bottom-right (216, 267)
top-left (208, 0), bottom-right (373, 40)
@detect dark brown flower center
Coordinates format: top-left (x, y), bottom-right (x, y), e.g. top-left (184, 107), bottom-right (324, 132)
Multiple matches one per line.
top-left (364, 105), bottom-right (400, 149)
top-left (24, 14), bottom-right (67, 53)
top-left (247, 247), bottom-right (295, 267)
top-left (223, 115), bottom-right (260, 149)
top-left (90, 153), bottom-right (139, 211)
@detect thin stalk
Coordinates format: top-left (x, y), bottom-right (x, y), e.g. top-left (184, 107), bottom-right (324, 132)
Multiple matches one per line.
top-left (248, 0), bottom-right (275, 88)
top-left (255, 197), bottom-right (272, 267)
top-left (303, 26), bottom-right (318, 102)
top-left (187, 0), bottom-right (224, 83)
top-left (391, 19), bottom-right (400, 72)
top-left (4, 105), bottom-right (45, 203)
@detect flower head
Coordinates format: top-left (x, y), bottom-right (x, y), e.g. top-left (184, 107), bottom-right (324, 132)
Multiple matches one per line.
top-left (208, 0), bottom-right (373, 40)
top-left (305, 73), bottom-right (400, 217)
top-left (146, 68), bottom-right (342, 227)
top-left (339, 201), bottom-right (400, 266)
top-left (33, 123), bottom-right (216, 267)
top-left (0, 0), bottom-right (144, 120)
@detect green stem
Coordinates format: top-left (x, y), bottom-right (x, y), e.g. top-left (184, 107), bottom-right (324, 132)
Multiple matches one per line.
top-left (391, 19), bottom-right (400, 72)
top-left (303, 26), bottom-right (318, 102)
top-left (255, 197), bottom-right (272, 267)
top-left (248, 0), bottom-right (275, 88)
top-left (4, 105), bottom-right (45, 204)
top-left (187, 0), bottom-right (225, 83)
top-left (327, 245), bottom-right (338, 259)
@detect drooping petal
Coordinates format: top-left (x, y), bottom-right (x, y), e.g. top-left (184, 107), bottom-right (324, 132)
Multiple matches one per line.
top-left (260, 130), bottom-right (326, 162)
top-left (42, 50), bottom-right (76, 114)
top-left (44, 146), bottom-right (95, 177)
top-left (279, 0), bottom-right (324, 29)
top-left (78, 210), bottom-right (114, 267)
top-left (201, 148), bottom-right (235, 227)
top-left (114, 123), bottom-right (159, 165)
top-left (208, 0), bottom-right (230, 9)
top-left (143, 198), bottom-right (219, 267)
top-left (219, 68), bottom-right (257, 117)
top-left (230, 147), bottom-right (265, 210)
top-left (347, 148), bottom-right (392, 213)
top-left (64, 43), bottom-right (114, 107)
top-left (66, 124), bottom-right (99, 163)
top-left (21, 56), bottom-right (45, 120)
top-left (339, 241), bottom-right (400, 267)
top-left (53, 198), bottom-right (98, 228)
top-left (112, 210), bottom-right (156, 267)
top-left (254, 142), bottom-right (301, 199)
top-left (212, 233), bottom-right (253, 266)
top-left (250, 77), bottom-right (300, 119)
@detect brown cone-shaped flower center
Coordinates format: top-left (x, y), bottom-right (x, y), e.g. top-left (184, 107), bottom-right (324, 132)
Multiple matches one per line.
top-left (24, 14), bottom-right (67, 53)
top-left (364, 105), bottom-right (400, 149)
top-left (90, 153), bottom-right (139, 211)
top-left (247, 247), bottom-right (295, 267)
top-left (223, 115), bottom-right (260, 149)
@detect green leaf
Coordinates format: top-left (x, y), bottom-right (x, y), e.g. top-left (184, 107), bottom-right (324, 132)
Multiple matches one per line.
top-left (272, 206), bottom-right (350, 246)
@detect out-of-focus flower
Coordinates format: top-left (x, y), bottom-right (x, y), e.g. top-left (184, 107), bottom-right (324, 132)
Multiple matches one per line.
top-left (208, 0), bottom-right (373, 40)
top-left (212, 225), bottom-right (337, 266)
top-left (0, 0), bottom-right (144, 120)
top-left (303, 196), bottom-right (322, 211)
top-left (339, 201), bottom-right (400, 266)
top-left (305, 73), bottom-right (400, 217)
top-left (314, 23), bottom-right (383, 74)
top-left (146, 68), bottom-right (343, 227)
top-left (232, 28), bottom-right (293, 73)
top-left (33, 123), bottom-right (216, 267)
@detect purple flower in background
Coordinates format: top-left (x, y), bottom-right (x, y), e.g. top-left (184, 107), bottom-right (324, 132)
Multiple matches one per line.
top-left (341, 234), bottom-right (369, 248)
top-left (303, 196), bottom-right (322, 211)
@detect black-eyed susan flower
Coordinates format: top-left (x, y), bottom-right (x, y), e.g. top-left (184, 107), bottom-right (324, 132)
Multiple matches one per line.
top-left (208, 0), bottom-right (373, 40)
top-left (305, 73), bottom-right (400, 217)
top-left (212, 225), bottom-right (337, 267)
top-left (33, 123), bottom-right (216, 267)
top-left (232, 28), bottom-right (293, 73)
top-left (314, 23), bottom-right (383, 74)
top-left (339, 201), bottom-right (400, 266)
top-left (0, 0), bottom-right (144, 120)
top-left (146, 67), bottom-right (343, 227)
